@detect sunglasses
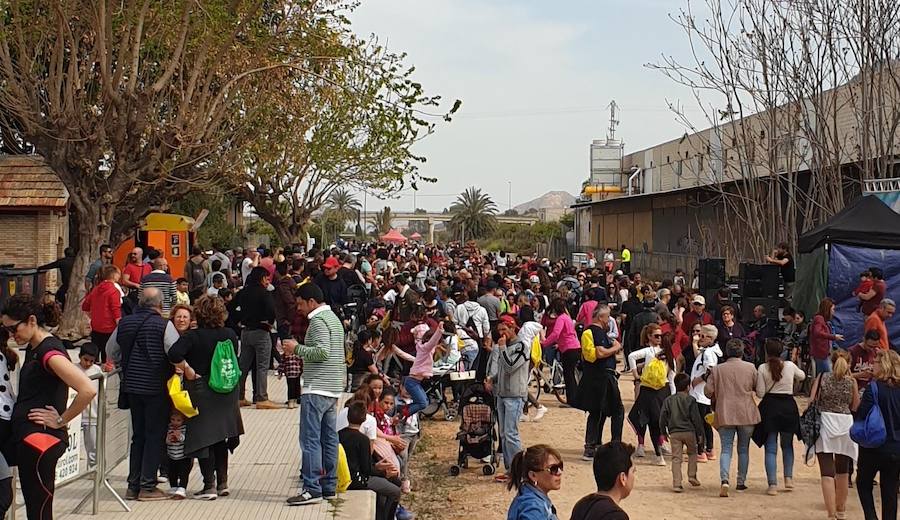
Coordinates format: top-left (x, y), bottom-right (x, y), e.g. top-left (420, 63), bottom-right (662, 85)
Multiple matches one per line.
top-left (543, 463), bottom-right (564, 476)
top-left (3, 319), bottom-right (24, 334)
top-left (651, 333), bottom-right (662, 339)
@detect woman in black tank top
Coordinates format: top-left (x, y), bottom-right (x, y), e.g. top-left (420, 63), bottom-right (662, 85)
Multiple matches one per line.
top-left (2, 294), bottom-right (96, 520)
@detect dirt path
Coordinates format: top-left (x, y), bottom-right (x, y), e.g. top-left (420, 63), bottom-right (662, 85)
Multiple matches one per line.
top-left (406, 373), bottom-right (873, 520)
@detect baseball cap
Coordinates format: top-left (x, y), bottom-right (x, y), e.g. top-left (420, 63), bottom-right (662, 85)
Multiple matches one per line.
top-left (323, 256), bottom-right (340, 269)
top-left (692, 294), bottom-right (706, 305)
top-left (529, 275), bottom-right (540, 284)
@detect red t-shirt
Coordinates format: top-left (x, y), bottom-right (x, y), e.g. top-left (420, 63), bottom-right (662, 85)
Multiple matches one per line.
top-left (122, 262), bottom-right (150, 286)
top-left (850, 344), bottom-right (877, 389)
top-left (860, 279), bottom-right (887, 316)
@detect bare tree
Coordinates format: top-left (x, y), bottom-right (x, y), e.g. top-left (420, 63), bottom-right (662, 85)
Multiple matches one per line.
top-left (650, 0), bottom-right (900, 260)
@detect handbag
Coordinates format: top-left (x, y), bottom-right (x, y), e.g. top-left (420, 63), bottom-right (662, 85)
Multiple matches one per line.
top-left (851, 381), bottom-right (887, 449)
top-left (799, 374), bottom-right (823, 460)
top-left (167, 374), bottom-right (199, 418)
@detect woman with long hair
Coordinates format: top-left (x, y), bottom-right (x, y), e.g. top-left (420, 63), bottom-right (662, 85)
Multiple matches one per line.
top-left (1, 295), bottom-right (96, 518)
top-left (811, 349), bottom-right (859, 520)
top-left (506, 444), bottom-right (563, 520)
top-left (810, 298), bottom-right (844, 375)
top-left (541, 298), bottom-right (581, 406)
top-left (168, 295), bottom-right (244, 499)
top-left (626, 325), bottom-right (676, 465)
top-left (755, 338), bottom-right (806, 496)
top-left (856, 350), bottom-right (900, 520)
top-left (349, 329), bottom-right (381, 391)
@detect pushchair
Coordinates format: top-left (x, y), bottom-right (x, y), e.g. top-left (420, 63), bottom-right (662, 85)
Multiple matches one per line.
top-left (449, 381), bottom-right (497, 476)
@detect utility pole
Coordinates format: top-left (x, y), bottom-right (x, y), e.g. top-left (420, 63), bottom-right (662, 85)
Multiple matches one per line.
top-left (508, 181), bottom-right (512, 211)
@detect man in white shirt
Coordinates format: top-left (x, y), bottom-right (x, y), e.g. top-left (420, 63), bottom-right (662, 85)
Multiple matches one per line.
top-left (689, 324), bottom-right (722, 462)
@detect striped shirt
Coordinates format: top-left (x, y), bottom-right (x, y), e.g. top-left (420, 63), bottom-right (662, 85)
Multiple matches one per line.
top-left (139, 271), bottom-right (177, 318)
top-left (293, 305), bottom-right (346, 398)
top-left (167, 424), bottom-right (186, 460)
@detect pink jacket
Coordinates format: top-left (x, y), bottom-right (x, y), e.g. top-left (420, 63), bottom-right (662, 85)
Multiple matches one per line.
top-left (542, 314), bottom-right (580, 353)
top-left (410, 326), bottom-right (444, 378)
top-left (576, 300), bottom-right (598, 329)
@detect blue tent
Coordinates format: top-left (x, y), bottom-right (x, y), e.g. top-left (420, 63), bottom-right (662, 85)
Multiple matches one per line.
top-left (794, 195), bottom-right (900, 348)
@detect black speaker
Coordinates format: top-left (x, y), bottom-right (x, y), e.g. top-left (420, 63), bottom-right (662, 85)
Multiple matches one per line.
top-left (698, 258), bottom-right (726, 292)
top-left (741, 297), bottom-right (780, 324)
top-left (739, 263), bottom-right (781, 298)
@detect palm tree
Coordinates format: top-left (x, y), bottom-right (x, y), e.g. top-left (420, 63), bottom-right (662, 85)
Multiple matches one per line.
top-left (327, 188), bottom-right (361, 233)
top-left (370, 206), bottom-right (394, 236)
top-left (448, 187), bottom-right (497, 241)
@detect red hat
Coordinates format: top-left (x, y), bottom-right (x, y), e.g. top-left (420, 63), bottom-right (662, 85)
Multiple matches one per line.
top-left (323, 256), bottom-right (340, 269)
top-left (499, 315), bottom-right (518, 329)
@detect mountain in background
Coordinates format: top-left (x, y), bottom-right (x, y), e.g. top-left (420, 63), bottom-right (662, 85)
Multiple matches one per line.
top-left (513, 190), bottom-right (577, 213)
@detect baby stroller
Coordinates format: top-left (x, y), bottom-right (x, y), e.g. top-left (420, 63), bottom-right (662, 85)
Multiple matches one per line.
top-left (449, 381), bottom-right (497, 476)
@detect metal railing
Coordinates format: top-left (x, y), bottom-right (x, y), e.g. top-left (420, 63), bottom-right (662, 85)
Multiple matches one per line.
top-left (10, 368), bottom-right (130, 519)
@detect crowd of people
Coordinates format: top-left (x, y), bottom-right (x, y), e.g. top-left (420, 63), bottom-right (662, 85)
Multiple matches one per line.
top-left (2, 236), bottom-right (898, 520)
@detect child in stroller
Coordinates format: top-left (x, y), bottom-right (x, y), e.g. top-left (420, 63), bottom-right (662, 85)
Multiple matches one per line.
top-left (450, 381), bottom-right (497, 476)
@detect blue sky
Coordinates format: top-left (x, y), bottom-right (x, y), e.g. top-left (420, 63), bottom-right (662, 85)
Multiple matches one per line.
top-left (350, 0), bottom-right (712, 212)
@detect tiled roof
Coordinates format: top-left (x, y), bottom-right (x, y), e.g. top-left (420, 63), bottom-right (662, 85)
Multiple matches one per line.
top-left (0, 155), bottom-right (67, 208)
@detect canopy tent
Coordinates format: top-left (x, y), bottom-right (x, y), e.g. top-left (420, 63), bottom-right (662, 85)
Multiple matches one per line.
top-left (380, 228), bottom-right (407, 244)
top-left (409, 232), bottom-right (422, 241)
top-left (793, 195), bottom-right (900, 348)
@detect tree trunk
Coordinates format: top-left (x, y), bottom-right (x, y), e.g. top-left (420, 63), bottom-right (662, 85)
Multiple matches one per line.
top-left (58, 194), bottom-right (113, 338)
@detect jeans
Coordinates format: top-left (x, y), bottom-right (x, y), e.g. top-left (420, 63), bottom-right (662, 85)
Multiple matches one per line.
top-left (497, 397), bottom-right (525, 470)
top-left (585, 409), bottom-right (624, 448)
top-left (815, 356), bottom-right (832, 376)
top-left (764, 431), bottom-right (795, 486)
top-left (857, 447), bottom-right (900, 520)
top-left (240, 329), bottom-right (272, 401)
top-left (461, 349), bottom-right (478, 371)
top-left (718, 425), bottom-right (754, 485)
top-left (82, 422), bottom-right (97, 467)
top-left (126, 393), bottom-right (170, 491)
top-left (367, 475), bottom-right (401, 520)
top-left (299, 394), bottom-right (339, 496)
top-left (403, 377), bottom-right (428, 416)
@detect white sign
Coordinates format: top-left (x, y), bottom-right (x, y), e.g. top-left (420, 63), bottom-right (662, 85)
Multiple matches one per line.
top-left (55, 387), bottom-right (82, 484)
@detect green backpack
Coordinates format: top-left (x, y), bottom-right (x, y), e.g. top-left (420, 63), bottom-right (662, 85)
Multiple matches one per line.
top-left (209, 339), bottom-right (241, 393)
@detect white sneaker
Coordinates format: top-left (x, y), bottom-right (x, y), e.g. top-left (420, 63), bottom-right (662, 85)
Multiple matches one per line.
top-left (532, 406), bottom-right (548, 422)
top-left (661, 444), bottom-right (672, 456)
top-left (655, 455), bottom-right (667, 466)
top-left (635, 445), bottom-right (646, 458)
top-left (174, 487), bottom-right (187, 499)
top-left (519, 413), bottom-right (531, 422)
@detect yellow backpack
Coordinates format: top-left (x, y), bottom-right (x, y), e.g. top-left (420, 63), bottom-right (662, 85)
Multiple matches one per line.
top-left (337, 444), bottom-right (351, 492)
top-left (640, 357), bottom-right (668, 390)
top-left (530, 336), bottom-right (542, 368)
top-left (580, 328), bottom-right (597, 363)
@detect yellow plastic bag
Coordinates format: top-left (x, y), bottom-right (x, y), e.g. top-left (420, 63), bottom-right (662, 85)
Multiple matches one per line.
top-left (167, 374), bottom-right (199, 418)
top-left (530, 336), bottom-right (542, 368)
top-left (640, 358), bottom-right (668, 390)
top-left (337, 444), bottom-right (351, 492)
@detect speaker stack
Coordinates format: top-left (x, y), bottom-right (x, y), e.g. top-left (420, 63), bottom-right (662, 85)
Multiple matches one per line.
top-left (738, 262), bottom-right (782, 323)
top-left (697, 258), bottom-right (726, 304)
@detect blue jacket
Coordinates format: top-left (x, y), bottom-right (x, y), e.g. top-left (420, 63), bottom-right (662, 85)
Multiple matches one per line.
top-left (507, 484), bottom-right (558, 520)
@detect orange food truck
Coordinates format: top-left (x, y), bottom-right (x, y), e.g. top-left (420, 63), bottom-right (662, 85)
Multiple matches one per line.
top-left (112, 212), bottom-right (207, 278)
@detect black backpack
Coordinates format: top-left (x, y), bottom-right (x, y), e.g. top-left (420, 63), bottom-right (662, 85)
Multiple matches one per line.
top-left (188, 260), bottom-right (206, 291)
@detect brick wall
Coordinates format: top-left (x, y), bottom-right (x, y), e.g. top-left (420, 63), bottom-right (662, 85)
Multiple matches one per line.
top-left (0, 210), bottom-right (68, 288)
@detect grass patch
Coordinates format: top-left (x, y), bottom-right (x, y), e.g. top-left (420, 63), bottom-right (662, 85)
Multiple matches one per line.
top-left (405, 429), bottom-right (465, 519)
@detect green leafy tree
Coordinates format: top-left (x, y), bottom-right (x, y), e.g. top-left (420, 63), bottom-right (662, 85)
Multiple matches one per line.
top-left (449, 187), bottom-right (497, 241)
top-left (0, 1), bottom-right (330, 331)
top-left (327, 188), bottom-right (362, 234)
top-left (169, 191), bottom-right (243, 250)
top-left (238, 32), bottom-right (460, 244)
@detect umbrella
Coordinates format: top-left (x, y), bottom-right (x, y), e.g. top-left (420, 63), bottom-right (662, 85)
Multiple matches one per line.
top-left (380, 228), bottom-right (407, 244)
top-left (409, 232), bottom-right (422, 241)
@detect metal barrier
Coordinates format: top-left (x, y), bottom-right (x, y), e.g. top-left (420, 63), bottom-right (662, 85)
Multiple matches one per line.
top-left (10, 368), bottom-right (130, 519)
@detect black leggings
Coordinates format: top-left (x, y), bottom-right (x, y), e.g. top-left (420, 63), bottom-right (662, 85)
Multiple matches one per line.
top-left (198, 441), bottom-right (229, 489)
top-left (857, 447), bottom-right (900, 520)
top-left (627, 386), bottom-right (665, 456)
top-left (0, 477), bottom-right (12, 519)
top-left (18, 434), bottom-right (67, 520)
top-left (817, 452), bottom-right (851, 478)
top-left (560, 349), bottom-right (581, 405)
